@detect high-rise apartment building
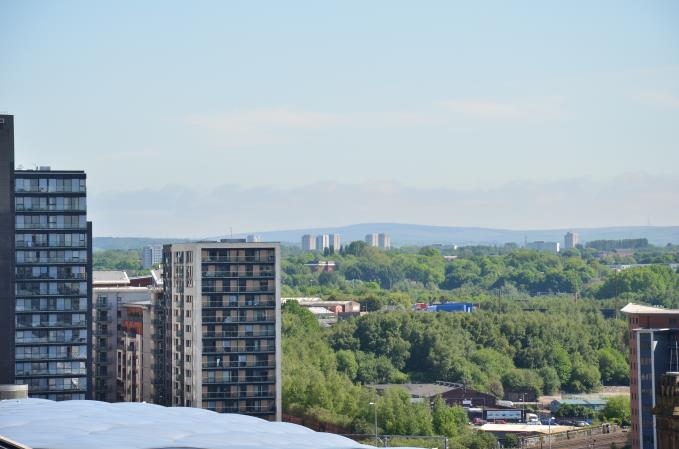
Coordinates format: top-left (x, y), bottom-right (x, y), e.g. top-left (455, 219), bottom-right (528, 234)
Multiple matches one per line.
top-left (378, 233), bottom-right (391, 250)
top-left (301, 234), bottom-right (316, 252)
top-left (622, 303), bottom-right (679, 449)
top-left (329, 233), bottom-right (341, 252)
top-left (159, 240), bottom-right (281, 420)
top-left (564, 232), bottom-right (579, 249)
top-left (14, 168), bottom-right (92, 400)
top-left (0, 114), bottom-right (93, 400)
top-left (142, 244), bottom-right (163, 269)
top-left (315, 234), bottom-right (329, 252)
top-left (365, 233), bottom-right (378, 247)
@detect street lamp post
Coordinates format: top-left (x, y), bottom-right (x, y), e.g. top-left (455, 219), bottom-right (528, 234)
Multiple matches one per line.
top-left (369, 401), bottom-right (378, 445)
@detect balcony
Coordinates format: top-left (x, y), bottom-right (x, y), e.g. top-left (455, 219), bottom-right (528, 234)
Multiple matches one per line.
top-left (201, 255), bottom-right (275, 263)
top-left (202, 271), bottom-right (275, 279)
top-left (202, 287), bottom-right (275, 294)
top-left (202, 300), bottom-right (275, 309)
top-left (202, 316), bottom-right (274, 325)
top-left (202, 361), bottom-right (274, 369)
top-left (202, 330), bottom-right (275, 339)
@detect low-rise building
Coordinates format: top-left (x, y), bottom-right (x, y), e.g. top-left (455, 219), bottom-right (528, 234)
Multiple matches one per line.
top-left (549, 398), bottom-right (608, 414)
top-left (526, 241), bottom-right (560, 253)
top-left (304, 261), bottom-right (336, 272)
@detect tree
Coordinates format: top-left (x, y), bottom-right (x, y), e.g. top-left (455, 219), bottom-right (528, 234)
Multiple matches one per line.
top-left (432, 396), bottom-right (467, 437)
top-left (441, 259), bottom-right (481, 289)
top-left (566, 357), bottom-right (602, 393)
top-left (548, 345), bottom-right (573, 385)
top-left (538, 366), bottom-right (561, 394)
top-left (503, 434), bottom-right (519, 448)
top-left (336, 350), bottom-right (359, 380)
top-left (597, 348), bottom-right (629, 385)
top-left (344, 240), bottom-right (368, 256)
top-left (602, 396), bottom-right (631, 426)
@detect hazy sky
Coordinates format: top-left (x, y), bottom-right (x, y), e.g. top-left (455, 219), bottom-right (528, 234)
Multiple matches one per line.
top-left (1, 1), bottom-right (678, 235)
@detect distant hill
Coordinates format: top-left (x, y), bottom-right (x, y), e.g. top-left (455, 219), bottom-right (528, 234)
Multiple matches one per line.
top-left (93, 237), bottom-right (190, 251)
top-left (94, 224), bottom-right (679, 249)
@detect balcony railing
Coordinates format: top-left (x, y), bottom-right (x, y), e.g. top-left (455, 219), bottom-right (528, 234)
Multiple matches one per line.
top-left (202, 300), bottom-right (275, 309)
top-left (202, 330), bottom-right (275, 338)
top-left (201, 256), bottom-right (275, 263)
top-left (202, 271), bottom-right (274, 278)
top-left (202, 287), bottom-right (274, 294)
top-left (201, 361), bottom-right (274, 369)
top-left (202, 316), bottom-right (274, 324)
top-left (200, 375), bottom-right (275, 383)
top-left (201, 392), bottom-right (275, 400)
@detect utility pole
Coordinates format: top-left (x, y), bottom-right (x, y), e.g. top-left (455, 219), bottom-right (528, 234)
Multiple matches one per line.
top-left (369, 401), bottom-right (378, 446)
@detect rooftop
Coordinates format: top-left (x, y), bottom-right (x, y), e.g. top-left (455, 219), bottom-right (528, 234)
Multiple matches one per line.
top-left (621, 303), bottom-right (679, 315)
top-left (551, 398), bottom-right (608, 406)
top-left (93, 270), bottom-right (130, 286)
top-left (372, 383), bottom-right (455, 398)
top-left (479, 423), bottom-right (576, 434)
top-left (0, 399), bottom-right (383, 449)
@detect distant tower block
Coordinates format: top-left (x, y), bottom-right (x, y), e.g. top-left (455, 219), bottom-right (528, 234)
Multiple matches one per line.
top-left (564, 232), bottom-right (579, 249)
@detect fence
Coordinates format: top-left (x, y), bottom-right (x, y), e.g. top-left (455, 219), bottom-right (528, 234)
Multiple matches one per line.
top-left (520, 424), bottom-right (619, 448)
top-left (340, 434), bottom-right (449, 449)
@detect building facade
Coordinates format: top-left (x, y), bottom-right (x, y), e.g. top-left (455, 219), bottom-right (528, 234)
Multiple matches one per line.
top-left (301, 234), bottom-right (316, 252)
top-left (13, 167), bottom-right (92, 400)
top-left (564, 232), bottom-right (579, 249)
top-left (525, 241), bottom-right (560, 253)
top-left (315, 234), bottom-right (329, 252)
top-left (329, 233), bottom-right (341, 252)
top-left (0, 115), bottom-right (15, 387)
top-left (92, 271), bottom-right (160, 403)
top-left (142, 244), bottom-right (163, 269)
top-left (653, 372), bottom-right (679, 449)
top-left (378, 233), bottom-right (391, 250)
top-left (365, 233), bottom-right (378, 247)
top-left (159, 241), bottom-right (281, 420)
top-left (622, 303), bottom-right (679, 449)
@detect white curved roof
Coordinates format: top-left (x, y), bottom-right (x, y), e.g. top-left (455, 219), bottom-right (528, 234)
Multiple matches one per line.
top-left (0, 399), bottom-right (378, 449)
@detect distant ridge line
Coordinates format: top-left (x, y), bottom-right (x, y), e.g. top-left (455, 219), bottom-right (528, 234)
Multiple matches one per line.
top-left (94, 223), bottom-right (679, 249)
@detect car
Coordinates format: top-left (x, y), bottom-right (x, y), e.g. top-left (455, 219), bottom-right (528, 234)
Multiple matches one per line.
top-left (575, 421), bottom-right (588, 427)
top-left (540, 418), bottom-right (556, 426)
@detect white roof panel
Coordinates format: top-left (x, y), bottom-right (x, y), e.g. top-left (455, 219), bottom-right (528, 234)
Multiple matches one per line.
top-left (0, 399), bottom-right (410, 449)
